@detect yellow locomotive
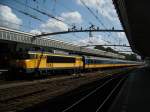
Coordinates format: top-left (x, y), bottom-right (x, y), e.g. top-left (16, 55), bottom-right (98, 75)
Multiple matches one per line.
top-left (11, 51), bottom-right (83, 74)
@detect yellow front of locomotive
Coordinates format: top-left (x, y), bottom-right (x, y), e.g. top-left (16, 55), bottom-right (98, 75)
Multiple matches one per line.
top-left (12, 51), bottom-right (46, 74)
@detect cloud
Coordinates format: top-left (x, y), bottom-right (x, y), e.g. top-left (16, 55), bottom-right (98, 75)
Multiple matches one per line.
top-left (74, 35), bottom-right (107, 46)
top-left (30, 18), bottom-right (68, 33)
top-left (73, 34), bottom-right (131, 52)
top-left (40, 11), bottom-right (82, 32)
top-left (77, 0), bottom-right (100, 8)
top-left (0, 4), bottom-right (22, 29)
top-left (40, 18), bottom-right (68, 32)
top-left (117, 32), bottom-right (126, 39)
top-left (98, 0), bottom-right (118, 21)
top-left (30, 11), bottom-right (82, 33)
top-left (30, 29), bottom-right (41, 35)
top-left (76, 0), bottom-right (118, 21)
top-left (61, 11), bottom-right (82, 24)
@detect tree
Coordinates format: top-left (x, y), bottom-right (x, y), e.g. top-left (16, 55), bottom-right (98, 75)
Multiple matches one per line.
top-left (94, 45), bottom-right (106, 51)
top-left (94, 45), bottom-right (137, 61)
top-left (94, 46), bottom-right (118, 54)
top-left (125, 53), bottom-right (137, 61)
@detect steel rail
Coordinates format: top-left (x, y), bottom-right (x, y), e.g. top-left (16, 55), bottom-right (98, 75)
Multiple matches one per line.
top-left (62, 77), bottom-right (114, 112)
top-left (96, 76), bottom-right (125, 112)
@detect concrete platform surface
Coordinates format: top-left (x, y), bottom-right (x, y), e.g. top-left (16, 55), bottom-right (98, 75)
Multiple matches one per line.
top-left (109, 67), bottom-right (150, 112)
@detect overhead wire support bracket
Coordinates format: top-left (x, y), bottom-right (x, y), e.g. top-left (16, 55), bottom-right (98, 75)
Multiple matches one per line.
top-left (33, 29), bottom-right (124, 38)
top-left (81, 44), bottom-right (130, 47)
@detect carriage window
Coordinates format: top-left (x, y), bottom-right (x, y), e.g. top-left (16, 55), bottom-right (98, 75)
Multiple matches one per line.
top-left (47, 56), bottom-right (75, 63)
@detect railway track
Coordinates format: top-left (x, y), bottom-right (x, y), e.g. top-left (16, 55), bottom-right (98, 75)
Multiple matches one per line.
top-left (0, 68), bottom-right (134, 112)
top-left (62, 74), bottom-right (126, 112)
top-left (0, 70), bottom-right (114, 112)
top-left (23, 73), bottom-right (128, 112)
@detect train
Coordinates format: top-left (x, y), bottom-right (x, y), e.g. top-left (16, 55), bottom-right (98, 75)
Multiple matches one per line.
top-left (8, 50), bottom-right (141, 76)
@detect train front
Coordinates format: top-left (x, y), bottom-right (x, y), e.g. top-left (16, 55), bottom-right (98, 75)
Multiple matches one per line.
top-left (10, 51), bottom-right (36, 74)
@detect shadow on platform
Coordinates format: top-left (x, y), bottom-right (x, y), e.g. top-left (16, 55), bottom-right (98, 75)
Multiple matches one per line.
top-left (109, 67), bottom-right (150, 112)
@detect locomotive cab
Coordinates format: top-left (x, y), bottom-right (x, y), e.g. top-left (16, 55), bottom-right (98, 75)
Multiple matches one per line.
top-left (10, 51), bottom-right (37, 74)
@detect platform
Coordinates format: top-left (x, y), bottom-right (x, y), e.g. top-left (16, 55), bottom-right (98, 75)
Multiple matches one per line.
top-left (109, 67), bottom-right (150, 112)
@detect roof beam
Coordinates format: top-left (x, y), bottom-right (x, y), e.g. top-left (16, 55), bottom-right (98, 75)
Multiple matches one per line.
top-left (33, 29), bottom-right (124, 37)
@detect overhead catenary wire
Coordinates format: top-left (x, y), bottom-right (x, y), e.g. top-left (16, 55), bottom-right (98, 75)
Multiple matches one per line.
top-left (0, 1), bottom-right (71, 29)
top-left (0, 3), bottom-right (45, 23)
top-left (48, 0), bottom-right (103, 42)
top-left (14, 0), bottom-right (109, 34)
top-left (80, 0), bottom-right (106, 29)
top-left (0, 2), bottom-right (79, 42)
top-left (79, 0), bottom-right (127, 46)
top-left (1, 1), bottom-right (118, 47)
top-left (13, 0), bottom-right (86, 40)
top-left (94, 0), bottom-right (127, 47)
top-left (13, 0), bottom-right (71, 25)
top-left (15, 0), bottom-right (86, 42)
top-left (2, 0), bottom-right (73, 33)
top-left (79, 0), bottom-right (113, 44)
top-left (0, 18), bottom-right (38, 33)
top-left (51, 0), bottom-right (91, 26)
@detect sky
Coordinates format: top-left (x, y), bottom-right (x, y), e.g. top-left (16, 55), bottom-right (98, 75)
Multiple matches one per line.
top-left (0, 0), bottom-right (132, 53)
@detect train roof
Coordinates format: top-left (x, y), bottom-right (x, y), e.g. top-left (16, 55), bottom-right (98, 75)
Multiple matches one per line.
top-left (28, 51), bottom-right (82, 58)
top-left (84, 55), bottom-right (141, 63)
